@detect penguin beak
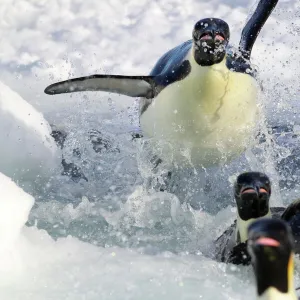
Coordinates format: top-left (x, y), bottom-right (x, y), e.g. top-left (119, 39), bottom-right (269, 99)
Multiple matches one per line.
top-left (247, 235), bottom-right (282, 261)
top-left (247, 218), bottom-right (295, 298)
top-left (199, 33), bottom-right (225, 42)
top-left (241, 186), bottom-right (268, 196)
top-left (247, 218), bottom-right (292, 254)
top-left (236, 184), bottom-right (270, 221)
top-left (253, 236), bottom-right (280, 247)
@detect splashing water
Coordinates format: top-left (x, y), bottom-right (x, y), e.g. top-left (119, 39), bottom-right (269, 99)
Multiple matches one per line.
top-left (0, 0), bottom-right (299, 299)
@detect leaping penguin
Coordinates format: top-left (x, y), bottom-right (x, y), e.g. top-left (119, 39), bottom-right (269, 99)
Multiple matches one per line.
top-left (214, 172), bottom-right (300, 265)
top-left (44, 0), bottom-right (279, 168)
top-left (248, 218), bottom-right (299, 300)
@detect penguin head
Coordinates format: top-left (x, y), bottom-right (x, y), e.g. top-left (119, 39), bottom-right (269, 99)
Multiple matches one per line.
top-left (247, 218), bottom-right (295, 298)
top-left (192, 18), bottom-right (230, 66)
top-left (234, 172), bottom-right (271, 221)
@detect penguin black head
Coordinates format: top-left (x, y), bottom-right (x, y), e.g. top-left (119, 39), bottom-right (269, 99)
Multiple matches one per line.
top-left (247, 218), bottom-right (295, 298)
top-left (192, 18), bottom-right (230, 66)
top-left (234, 172), bottom-right (271, 221)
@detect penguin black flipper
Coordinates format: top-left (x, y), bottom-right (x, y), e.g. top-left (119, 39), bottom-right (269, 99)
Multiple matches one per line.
top-left (45, 40), bottom-right (192, 99)
top-left (44, 75), bottom-right (156, 99)
top-left (227, 242), bottom-right (250, 265)
top-left (281, 199), bottom-right (300, 222)
top-left (239, 0), bottom-right (279, 60)
top-left (226, 0), bottom-right (279, 75)
top-left (214, 224), bottom-right (251, 265)
top-left (214, 222), bottom-right (236, 263)
top-left (280, 199), bottom-right (300, 253)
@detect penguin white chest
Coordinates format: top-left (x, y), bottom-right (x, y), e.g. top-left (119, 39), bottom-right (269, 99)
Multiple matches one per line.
top-left (140, 54), bottom-right (259, 167)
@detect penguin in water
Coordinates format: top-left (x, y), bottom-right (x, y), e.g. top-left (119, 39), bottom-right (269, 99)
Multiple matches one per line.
top-left (248, 218), bottom-right (299, 300)
top-left (44, 0), bottom-right (279, 169)
top-left (214, 172), bottom-right (300, 265)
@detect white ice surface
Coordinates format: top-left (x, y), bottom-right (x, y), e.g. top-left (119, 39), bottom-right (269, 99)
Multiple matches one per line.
top-left (0, 172), bottom-right (34, 279)
top-left (0, 0), bottom-right (298, 299)
top-left (1, 179), bottom-right (299, 300)
top-left (0, 81), bottom-right (61, 186)
top-left (0, 227), bottom-right (256, 300)
top-left (0, 181), bottom-right (256, 300)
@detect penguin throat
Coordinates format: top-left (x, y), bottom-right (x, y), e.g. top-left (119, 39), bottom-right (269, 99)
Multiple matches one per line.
top-left (236, 211), bottom-right (271, 243)
top-left (255, 254), bottom-right (296, 300)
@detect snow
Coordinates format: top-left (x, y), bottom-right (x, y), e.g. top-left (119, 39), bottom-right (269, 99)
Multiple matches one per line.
top-left (0, 226), bottom-right (255, 300)
top-left (0, 172), bottom-right (34, 246)
top-left (0, 172), bottom-right (34, 280)
top-left (0, 0), bottom-right (298, 299)
top-left (0, 179), bottom-right (254, 300)
top-left (0, 81), bottom-right (61, 189)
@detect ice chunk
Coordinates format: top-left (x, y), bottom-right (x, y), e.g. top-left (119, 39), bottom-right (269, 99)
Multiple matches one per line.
top-left (0, 172), bottom-right (34, 280)
top-left (0, 172), bottom-right (34, 248)
top-left (0, 81), bottom-right (61, 184)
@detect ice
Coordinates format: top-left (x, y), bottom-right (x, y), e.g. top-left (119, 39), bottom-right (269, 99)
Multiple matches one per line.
top-left (1, 188), bottom-right (297, 300)
top-left (0, 226), bottom-right (256, 300)
top-left (0, 172), bottom-right (300, 299)
top-left (0, 178), bottom-right (255, 299)
top-left (0, 172), bottom-right (34, 246)
top-left (0, 0), bottom-right (299, 299)
top-left (0, 172), bottom-right (34, 280)
top-left (0, 81), bottom-right (61, 190)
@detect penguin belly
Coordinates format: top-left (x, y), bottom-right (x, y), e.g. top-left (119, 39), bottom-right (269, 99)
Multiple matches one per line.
top-left (140, 57), bottom-right (259, 167)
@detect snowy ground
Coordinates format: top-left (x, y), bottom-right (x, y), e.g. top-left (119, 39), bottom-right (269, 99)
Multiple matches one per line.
top-left (0, 0), bottom-right (299, 299)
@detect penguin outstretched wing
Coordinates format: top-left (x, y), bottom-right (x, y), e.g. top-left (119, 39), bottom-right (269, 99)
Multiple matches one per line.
top-left (44, 40), bottom-right (192, 99)
top-left (44, 75), bottom-right (156, 99)
top-left (239, 0), bottom-right (279, 60)
top-left (226, 0), bottom-right (278, 74)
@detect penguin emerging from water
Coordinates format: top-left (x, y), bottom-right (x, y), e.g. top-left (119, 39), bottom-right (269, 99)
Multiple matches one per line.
top-left (44, 0), bottom-right (279, 168)
top-left (248, 218), bottom-right (299, 300)
top-left (214, 172), bottom-right (300, 265)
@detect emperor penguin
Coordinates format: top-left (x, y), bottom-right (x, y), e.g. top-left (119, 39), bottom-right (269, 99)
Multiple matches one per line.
top-left (248, 218), bottom-right (299, 300)
top-left (44, 0), bottom-right (279, 168)
top-left (214, 172), bottom-right (300, 265)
